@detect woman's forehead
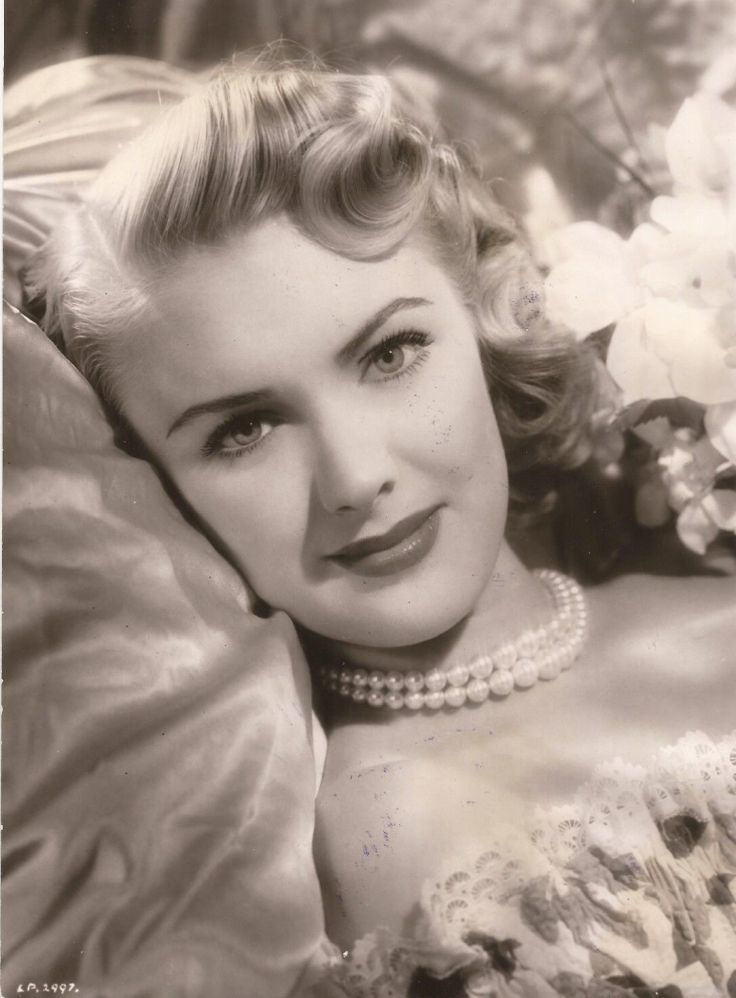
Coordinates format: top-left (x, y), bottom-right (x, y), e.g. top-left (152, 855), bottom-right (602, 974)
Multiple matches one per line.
top-left (150, 218), bottom-right (457, 362)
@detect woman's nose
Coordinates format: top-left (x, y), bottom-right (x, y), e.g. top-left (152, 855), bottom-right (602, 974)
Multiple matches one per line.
top-left (312, 416), bottom-right (395, 514)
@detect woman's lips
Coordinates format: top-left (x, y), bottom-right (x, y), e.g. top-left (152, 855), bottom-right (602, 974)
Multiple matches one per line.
top-left (328, 506), bottom-right (441, 578)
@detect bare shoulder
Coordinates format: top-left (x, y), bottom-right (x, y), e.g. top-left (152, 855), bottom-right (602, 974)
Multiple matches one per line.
top-left (315, 752), bottom-right (514, 946)
top-left (315, 572), bottom-right (736, 946)
top-left (587, 571), bottom-right (736, 670)
top-left (315, 756), bottom-right (443, 944)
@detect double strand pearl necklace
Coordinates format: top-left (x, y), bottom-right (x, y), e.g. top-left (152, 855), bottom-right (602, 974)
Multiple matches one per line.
top-left (320, 569), bottom-right (587, 711)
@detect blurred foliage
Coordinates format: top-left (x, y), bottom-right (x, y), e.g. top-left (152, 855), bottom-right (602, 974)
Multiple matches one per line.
top-left (6, 0), bottom-right (736, 221)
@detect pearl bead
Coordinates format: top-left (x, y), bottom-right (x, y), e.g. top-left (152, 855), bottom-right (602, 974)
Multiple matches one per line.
top-left (493, 643), bottom-right (517, 670)
top-left (404, 671), bottom-right (425, 692)
top-left (385, 691), bottom-right (404, 709)
top-left (424, 668), bottom-right (447, 692)
top-left (404, 691), bottom-right (425, 710)
top-left (424, 690), bottom-right (446, 709)
top-left (535, 629), bottom-right (552, 652)
top-left (489, 669), bottom-right (514, 697)
top-left (537, 656), bottom-right (561, 681)
top-left (320, 571), bottom-right (586, 712)
top-left (559, 648), bottom-right (576, 671)
top-left (516, 629), bottom-right (540, 657)
top-left (447, 663), bottom-right (470, 687)
top-left (512, 658), bottom-right (538, 688)
top-left (466, 678), bottom-right (490, 703)
top-left (444, 685), bottom-right (467, 708)
top-left (469, 655), bottom-right (493, 679)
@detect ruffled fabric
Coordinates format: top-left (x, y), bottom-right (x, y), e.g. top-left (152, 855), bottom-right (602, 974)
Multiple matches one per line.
top-left (321, 730), bottom-right (736, 997)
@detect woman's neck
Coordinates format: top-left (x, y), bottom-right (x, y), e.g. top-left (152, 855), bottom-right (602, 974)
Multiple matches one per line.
top-left (310, 543), bottom-right (553, 676)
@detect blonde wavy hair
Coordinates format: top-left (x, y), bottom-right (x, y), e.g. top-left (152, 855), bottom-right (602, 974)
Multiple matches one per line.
top-left (28, 55), bottom-right (597, 515)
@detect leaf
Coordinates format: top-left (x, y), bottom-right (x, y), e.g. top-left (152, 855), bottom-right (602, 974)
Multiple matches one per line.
top-left (635, 478), bottom-right (671, 528)
top-left (632, 417), bottom-right (674, 450)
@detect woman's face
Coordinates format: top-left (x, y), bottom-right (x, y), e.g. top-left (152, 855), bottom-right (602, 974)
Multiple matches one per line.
top-left (121, 217), bottom-right (508, 647)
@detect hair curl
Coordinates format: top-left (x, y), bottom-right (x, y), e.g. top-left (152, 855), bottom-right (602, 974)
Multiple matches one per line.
top-left (27, 53), bottom-right (598, 520)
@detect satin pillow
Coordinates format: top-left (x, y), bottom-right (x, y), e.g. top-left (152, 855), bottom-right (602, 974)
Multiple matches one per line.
top-left (3, 57), bottom-right (326, 998)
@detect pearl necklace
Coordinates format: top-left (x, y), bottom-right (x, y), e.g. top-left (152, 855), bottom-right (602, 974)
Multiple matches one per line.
top-left (320, 570), bottom-right (587, 711)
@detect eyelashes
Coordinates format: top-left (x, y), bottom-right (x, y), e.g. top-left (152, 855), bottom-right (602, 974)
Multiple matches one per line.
top-left (202, 327), bottom-right (433, 461)
top-left (360, 328), bottom-right (432, 381)
top-left (201, 411), bottom-right (279, 459)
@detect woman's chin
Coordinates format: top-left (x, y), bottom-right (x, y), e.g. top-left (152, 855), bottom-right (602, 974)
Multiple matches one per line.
top-left (306, 599), bottom-right (474, 651)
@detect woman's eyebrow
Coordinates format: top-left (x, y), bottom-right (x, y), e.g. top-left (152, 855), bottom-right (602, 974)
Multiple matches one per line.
top-left (337, 297), bottom-right (432, 363)
top-left (167, 390), bottom-right (271, 437)
top-left (166, 297), bottom-right (432, 437)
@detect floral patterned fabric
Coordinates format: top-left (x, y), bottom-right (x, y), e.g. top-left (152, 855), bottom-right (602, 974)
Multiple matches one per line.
top-left (319, 731), bottom-right (736, 997)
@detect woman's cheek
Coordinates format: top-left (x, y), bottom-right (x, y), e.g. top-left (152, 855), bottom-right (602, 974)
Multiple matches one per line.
top-left (408, 370), bottom-right (502, 486)
top-left (173, 466), bottom-right (298, 580)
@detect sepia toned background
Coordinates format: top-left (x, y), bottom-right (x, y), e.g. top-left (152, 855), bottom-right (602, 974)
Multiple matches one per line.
top-left (7, 0), bottom-right (736, 224)
top-left (4, 5), bottom-right (736, 996)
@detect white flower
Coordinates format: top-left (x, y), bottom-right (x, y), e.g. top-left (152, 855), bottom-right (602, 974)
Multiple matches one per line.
top-left (543, 92), bottom-right (736, 408)
top-left (662, 92), bottom-right (736, 203)
top-left (631, 417), bottom-right (736, 552)
top-left (543, 221), bottom-right (652, 337)
top-left (676, 491), bottom-right (736, 555)
top-left (543, 90), bottom-right (736, 555)
top-left (606, 300), bottom-right (736, 406)
top-left (654, 428), bottom-right (735, 554)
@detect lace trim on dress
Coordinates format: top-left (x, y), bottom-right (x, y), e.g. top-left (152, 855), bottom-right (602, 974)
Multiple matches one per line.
top-left (318, 730), bottom-right (736, 998)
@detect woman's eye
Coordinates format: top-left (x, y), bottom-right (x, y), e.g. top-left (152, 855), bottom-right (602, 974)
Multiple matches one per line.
top-left (202, 414), bottom-right (276, 459)
top-left (374, 344), bottom-right (406, 374)
top-left (223, 418), bottom-right (264, 448)
top-left (364, 330), bottom-right (431, 380)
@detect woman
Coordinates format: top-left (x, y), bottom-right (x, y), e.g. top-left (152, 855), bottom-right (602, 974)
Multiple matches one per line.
top-left (29, 58), bottom-right (736, 996)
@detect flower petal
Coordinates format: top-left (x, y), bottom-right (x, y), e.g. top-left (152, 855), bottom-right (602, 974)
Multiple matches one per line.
top-left (606, 309), bottom-right (678, 404)
top-left (543, 223), bottom-right (640, 336)
top-left (544, 258), bottom-right (635, 336)
top-left (650, 194), bottom-right (727, 238)
top-left (702, 489), bottom-right (736, 531)
top-left (642, 299), bottom-right (736, 405)
top-left (665, 93), bottom-right (736, 195)
top-left (676, 501), bottom-right (720, 554)
top-left (543, 221), bottom-right (628, 268)
top-left (705, 401), bottom-right (736, 463)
